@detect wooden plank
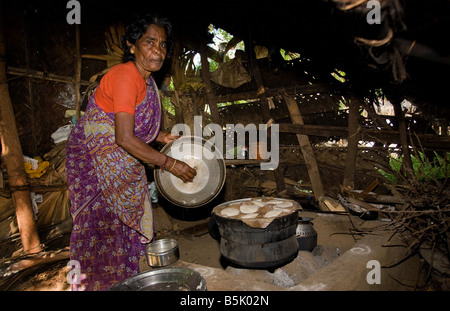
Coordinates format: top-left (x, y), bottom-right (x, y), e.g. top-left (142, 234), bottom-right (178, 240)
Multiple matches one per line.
top-left (283, 94), bottom-right (328, 211)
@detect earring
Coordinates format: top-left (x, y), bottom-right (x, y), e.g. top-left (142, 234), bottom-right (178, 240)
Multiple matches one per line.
top-left (131, 50), bottom-right (135, 54)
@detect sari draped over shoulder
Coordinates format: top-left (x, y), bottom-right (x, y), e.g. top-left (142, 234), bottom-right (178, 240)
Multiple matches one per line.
top-left (65, 76), bottom-right (161, 291)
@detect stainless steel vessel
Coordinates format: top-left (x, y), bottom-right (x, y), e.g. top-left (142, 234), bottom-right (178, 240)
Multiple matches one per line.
top-left (145, 238), bottom-right (180, 267)
top-left (109, 268), bottom-right (206, 291)
top-left (154, 136), bottom-right (226, 208)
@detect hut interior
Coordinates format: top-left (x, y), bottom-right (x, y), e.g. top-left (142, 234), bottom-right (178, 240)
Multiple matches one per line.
top-left (0, 0), bottom-right (449, 292)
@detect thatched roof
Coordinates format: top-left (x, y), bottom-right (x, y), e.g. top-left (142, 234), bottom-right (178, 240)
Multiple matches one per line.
top-left (105, 0), bottom-right (445, 113)
top-left (2, 0), bottom-right (449, 155)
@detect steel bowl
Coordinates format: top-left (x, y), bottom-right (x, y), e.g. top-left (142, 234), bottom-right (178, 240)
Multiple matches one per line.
top-left (146, 238), bottom-right (180, 267)
top-left (154, 136), bottom-right (226, 208)
top-left (109, 267), bottom-right (206, 291)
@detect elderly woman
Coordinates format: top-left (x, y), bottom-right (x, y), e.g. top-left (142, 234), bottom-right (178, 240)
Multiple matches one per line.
top-left (65, 14), bottom-right (196, 291)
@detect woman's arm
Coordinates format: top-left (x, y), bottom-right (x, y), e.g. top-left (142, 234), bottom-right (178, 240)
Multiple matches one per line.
top-left (115, 112), bottom-right (196, 182)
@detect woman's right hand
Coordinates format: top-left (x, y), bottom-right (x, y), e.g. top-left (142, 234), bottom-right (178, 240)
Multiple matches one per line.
top-left (166, 157), bottom-right (197, 183)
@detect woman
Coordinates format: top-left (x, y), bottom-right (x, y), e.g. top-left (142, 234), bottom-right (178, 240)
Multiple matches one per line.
top-left (65, 14), bottom-right (196, 291)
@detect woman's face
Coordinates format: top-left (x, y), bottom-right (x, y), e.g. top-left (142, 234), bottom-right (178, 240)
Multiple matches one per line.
top-left (128, 24), bottom-right (167, 78)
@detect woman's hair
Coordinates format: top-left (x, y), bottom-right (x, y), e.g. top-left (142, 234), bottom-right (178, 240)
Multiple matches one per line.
top-left (121, 14), bottom-right (173, 62)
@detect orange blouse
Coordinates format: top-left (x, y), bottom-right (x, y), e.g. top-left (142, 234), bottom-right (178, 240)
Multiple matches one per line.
top-left (94, 62), bottom-right (147, 115)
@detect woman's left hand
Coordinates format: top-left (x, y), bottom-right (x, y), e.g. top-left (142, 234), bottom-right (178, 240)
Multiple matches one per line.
top-left (159, 132), bottom-right (180, 144)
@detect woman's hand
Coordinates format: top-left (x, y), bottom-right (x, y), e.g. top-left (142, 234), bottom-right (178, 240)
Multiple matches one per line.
top-left (165, 156), bottom-right (197, 183)
top-left (158, 131), bottom-right (180, 144)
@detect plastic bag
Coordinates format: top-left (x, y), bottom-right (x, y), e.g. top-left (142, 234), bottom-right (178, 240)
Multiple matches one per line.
top-left (51, 124), bottom-right (74, 144)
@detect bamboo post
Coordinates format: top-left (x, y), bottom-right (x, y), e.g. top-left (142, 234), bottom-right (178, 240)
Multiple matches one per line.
top-left (392, 99), bottom-right (414, 179)
top-left (24, 10), bottom-right (37, 156)
top-left (283, 94), bottom-right (328, 211)
top-left (200, 46), bottom-right (221, 125)
top-left (75, 24), bottom-right (82, 122)
top-left (0, 10), bottom-right (42, 254)
top-left (343, 92), bottom-right (361, 189)
top-left (250, 59), bottom-right (272, 122)
top-left (250, 58), bottom-right (286, 194)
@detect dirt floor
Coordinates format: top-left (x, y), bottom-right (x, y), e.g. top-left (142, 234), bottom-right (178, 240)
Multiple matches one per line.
top-left (0, 199), bottom-right (367, 291)
top-left (0, 202), bottom-right (225, 291)
top-left (0, 199), bottom-right (443, 291)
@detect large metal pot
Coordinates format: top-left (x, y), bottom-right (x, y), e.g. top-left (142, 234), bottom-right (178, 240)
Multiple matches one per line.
top-left (213, 198), bottom-right (299, 268)
top-left (154, 136), bottom-right (226, 208)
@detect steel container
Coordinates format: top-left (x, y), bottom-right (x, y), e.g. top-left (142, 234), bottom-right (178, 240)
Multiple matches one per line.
top-left (145, 238), bottom-right (180, 267)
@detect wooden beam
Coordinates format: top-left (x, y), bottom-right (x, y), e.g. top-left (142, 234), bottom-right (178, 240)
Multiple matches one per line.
top-left (283, 94), bottom-right (328, 211)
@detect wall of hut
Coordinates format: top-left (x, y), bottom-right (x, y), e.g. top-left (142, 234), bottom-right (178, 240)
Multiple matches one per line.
top-left (1, 0), bottom-right (449, 214)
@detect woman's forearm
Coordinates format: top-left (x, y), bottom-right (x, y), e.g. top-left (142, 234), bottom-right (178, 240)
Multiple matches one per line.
top-left (117, 134), bottom-right (167, 166)
top-left (114, 112), bottom-right (166, 166)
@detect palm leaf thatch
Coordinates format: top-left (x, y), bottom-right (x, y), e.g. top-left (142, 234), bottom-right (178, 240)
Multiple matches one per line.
top-left (82, 24), bottom-right (125, 82)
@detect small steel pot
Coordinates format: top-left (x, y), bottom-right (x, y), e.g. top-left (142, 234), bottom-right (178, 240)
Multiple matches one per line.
top-left (146, 238), bottom-right (180, 267)
top-left (296, 217), bottom-right (317, 251)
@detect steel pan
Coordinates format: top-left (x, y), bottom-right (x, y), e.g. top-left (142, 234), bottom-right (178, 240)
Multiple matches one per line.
top-left (154, 136), bottom-right (226, 207)
top-left (109, 268), bottom-right (207, 291)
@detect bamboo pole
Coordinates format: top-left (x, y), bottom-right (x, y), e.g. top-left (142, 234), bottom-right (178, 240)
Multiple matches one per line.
top-left (283, 94), bottom-right (328, 211)
top-left (200, 46), bottom-right (221, 125)
top-left (251, 58), bottom-right (286, 194)
top-left (343, 92), bottom-right (361, 188)
top-left (75, 24), bottom-right (82, 122)
top-left (0, 9), bottom-right (42, 254)
top-left (392, 99), bottom-right (415, 179)
top-left (6, 66), bottom-right (92, 86)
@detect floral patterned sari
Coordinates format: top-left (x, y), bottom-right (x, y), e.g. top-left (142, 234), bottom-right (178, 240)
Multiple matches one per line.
top-left (65, 76), bottom-right (160, 291)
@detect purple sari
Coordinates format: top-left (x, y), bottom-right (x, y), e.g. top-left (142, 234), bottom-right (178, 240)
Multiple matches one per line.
top-left (65, 76), bottom-right (161, 291)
